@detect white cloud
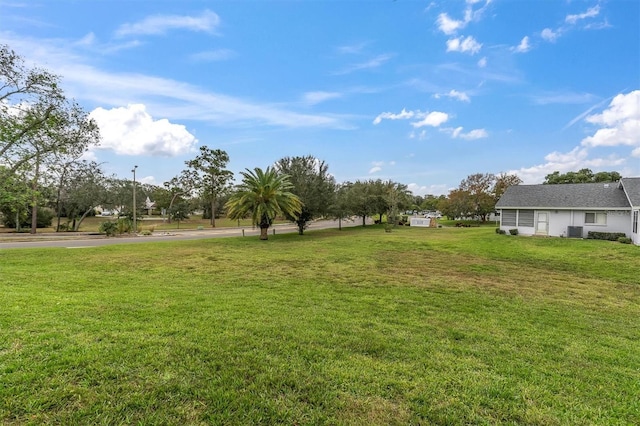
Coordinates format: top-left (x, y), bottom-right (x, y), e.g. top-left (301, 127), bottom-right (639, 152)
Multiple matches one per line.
top-left (303, 91), bottom-right (342, 106)
top-left (335, 53), bottom-right (393, 75)
top-left (513, 36), bottom-right (531, 53)
top-left (532, 91), bottom-right (597, 105)
top-left (140, 176), bottom-right (157, 185)
top-left (566, 5), bottom-right (600, 24)
top-left (581, 90), bottom-right (640, 150)
top-left (0, 32), bottom-right (348, 129)
top-left (336, 42), bottom-right (369, 55)
top-left (508, 146), bottom-right (626, 184)
top-left (76, 32), bottom-right (96, 46)
top-left (437, 89), bottom-right (470, 102)
top-left (189, 49), bottom-right (235, 62)
top-left (89, 104), bottom-right (198, 156)
top-left (409, 130), bottom-right (427, 140)
top-left (436, 13), bottom-right (466, 35)
top-left (411, 111), bottom-right (449, 128)
top-left (446, 36), bottom-right (482, 54)
top-left (584, 20), bottom-right (611, 30)
top-left (115, 10), bottom-right (220, 37)
top-left (477, 57), bottom-right (487, 68)
top-left (452, 127), bottom-right (488, 140)
top-left (373, 108), bottom-right (415, 125)
top-left (541, 28), bottom-right (559, 42)
top-left (407, 183), bottom-right (449, 196)
top-left (436, 0), bottom-right (492, 35)
top-left (369, 161), bottom-right (386, 174)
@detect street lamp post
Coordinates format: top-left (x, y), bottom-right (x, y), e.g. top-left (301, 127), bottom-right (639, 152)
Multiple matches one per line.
top-left (132, 165), bottom-right (138, 234)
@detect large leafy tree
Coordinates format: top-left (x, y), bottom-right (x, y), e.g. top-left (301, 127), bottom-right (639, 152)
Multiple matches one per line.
top-left (52, 160), bottom-right (107, 231)
top-left (274, 155), bottom-right (336, 235)
top-left (421, 194), bottom-right (446, 212)
top-left (1, 45), bottom-right (100, 233)
top-left (343, 180), bottom-right (375, 227)
top-left (185, 147), bottom-right (233, 227)
top-left (225, 167), bottom-right (302, 240)
top-left (458, 173), bottom-right (497, 222)
top-left (0, 166), bottom-right (30, 229)
top-left (544, 169), bottom-right (621, 184)
top-left (329, 183), bottom-right (351, 230)
top-left (492, 172), bottom-right (522, 202)
top-left (438, 189), bottom-right (474, 220)
top-left (161, 170), bottom-right (196, 223)
top-left (0, 44), bottom-right (63, 170)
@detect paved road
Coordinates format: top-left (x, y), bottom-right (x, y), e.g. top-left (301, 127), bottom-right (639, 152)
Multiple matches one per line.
top-left (0, 219), bottom-right (370, 250)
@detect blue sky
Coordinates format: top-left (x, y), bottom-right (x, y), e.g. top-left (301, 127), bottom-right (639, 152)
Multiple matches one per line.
top-left (1, 0), bottom-right (638, 195)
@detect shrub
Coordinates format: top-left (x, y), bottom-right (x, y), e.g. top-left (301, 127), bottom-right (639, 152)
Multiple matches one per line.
top-left (509, 229), bottom-right (518, 235)
top-left (617, 236), bottom-right (632, 244)
top-left (0, 207), bottom-right (54, 229)
top-left (587, 231), bottom-right (627, 241)
top-left (495, 228), bottom-right (500, 234)
top-left (99, 221), bottom-right (118, 237)
top-left (498, 229), bottom-right (506, 235)
top-left (116, 218), bottom-right (133, 234)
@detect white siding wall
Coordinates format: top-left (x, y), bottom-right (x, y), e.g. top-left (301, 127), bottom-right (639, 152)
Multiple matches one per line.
top-left (632, 210), bottom-right (640, 246)
top-left (548, 211), bottom-right (572, 236)
top-left (573, 210), bottom-right (630, 237)
top-left (500, 209), bottom-right (632, 238)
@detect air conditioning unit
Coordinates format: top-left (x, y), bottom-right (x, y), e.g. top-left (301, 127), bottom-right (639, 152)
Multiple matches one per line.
top-left (567, 226), bottom-right (583, 238)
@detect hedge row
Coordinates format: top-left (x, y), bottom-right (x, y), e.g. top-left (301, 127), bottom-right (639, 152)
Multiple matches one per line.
top-left (587, 231), bottom-right (627, 241)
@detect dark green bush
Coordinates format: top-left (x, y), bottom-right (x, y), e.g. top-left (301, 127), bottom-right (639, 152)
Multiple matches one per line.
top-left (617, 236), bottom-right (632, 244)
top-left (509, 229), bottom-right (518, 235)
top-left (98, 221), bottom-right (117, 237)
top-left (587, 231), bottom-right (627, 241)
top-left (1, 207), bottom-right (54, 228)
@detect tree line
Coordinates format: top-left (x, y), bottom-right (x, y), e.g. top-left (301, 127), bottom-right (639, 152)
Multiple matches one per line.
top-left (1, 44), bottom-right (623, 238)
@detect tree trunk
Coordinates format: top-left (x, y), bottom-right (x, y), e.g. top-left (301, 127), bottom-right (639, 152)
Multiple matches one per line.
top-left (297, 220), bottom-right (305, 235)
top-left (30, 154), bottom-right (40, 234)
top-left (211, 198), bottom-right (216, 227)
top-left (55, 190), bottom-right (62, 232)
top-left (260, 226), bottom-right (269, 240)
top-left (74, 207), bottom-right (94, 231)
top-left (362, 215), bottom-right (366, 227)
top-left (338, 217), bottom-right (342, 230)
top-left (167, 193), bottom-right (181, 224)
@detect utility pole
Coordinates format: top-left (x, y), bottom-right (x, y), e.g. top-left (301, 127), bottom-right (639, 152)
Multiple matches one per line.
top-left (132, 165), bottom-right (138, 234)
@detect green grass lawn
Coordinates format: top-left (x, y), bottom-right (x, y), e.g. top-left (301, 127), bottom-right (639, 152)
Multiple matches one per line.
top-left (1, 226), bottom-right (638, 424)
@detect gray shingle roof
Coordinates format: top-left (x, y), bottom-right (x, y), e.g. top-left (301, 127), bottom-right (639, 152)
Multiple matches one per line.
top-left (496, 182), bottom-right (632, 209)
top-left (620, 177), bottom-right (640, 207)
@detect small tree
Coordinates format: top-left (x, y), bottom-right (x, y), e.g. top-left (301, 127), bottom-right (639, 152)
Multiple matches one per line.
top-left (274, 155), bottom-right (336, 235)
top-left (225, 167), bottom-right (301, 240)
top-left (185, 147), bottom-right (233, 227)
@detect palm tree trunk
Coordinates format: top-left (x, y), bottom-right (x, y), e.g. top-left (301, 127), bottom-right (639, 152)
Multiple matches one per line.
top-left (260, 226), bottom-right (268, 240)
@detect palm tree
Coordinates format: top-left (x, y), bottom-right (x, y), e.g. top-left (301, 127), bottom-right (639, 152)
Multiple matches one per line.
top-left (225, 167), bottom-right (302, 240)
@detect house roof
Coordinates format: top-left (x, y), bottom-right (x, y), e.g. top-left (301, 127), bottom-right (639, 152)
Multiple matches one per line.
top-left (620, 177), bottom-right (640, 207)
top-left (496, 181), bottom-right (632, 209)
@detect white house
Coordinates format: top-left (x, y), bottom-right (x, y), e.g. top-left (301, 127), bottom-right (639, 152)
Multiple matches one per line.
top-left (495, 178), bottom-right (640, 245)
